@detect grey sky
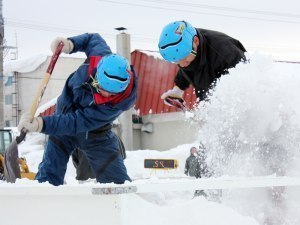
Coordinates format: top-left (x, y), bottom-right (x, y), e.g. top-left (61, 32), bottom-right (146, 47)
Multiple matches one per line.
top-left (4, 0), bottom-right (300, 61)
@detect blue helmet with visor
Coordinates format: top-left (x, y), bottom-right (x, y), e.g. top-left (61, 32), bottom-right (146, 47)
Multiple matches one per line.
top-left (158, 21), bottom-right (197, 63)
top-left (96, 54), bottom-right (130, 94)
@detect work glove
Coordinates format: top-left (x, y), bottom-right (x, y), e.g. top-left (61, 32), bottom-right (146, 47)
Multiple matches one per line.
top-left (50, 37), bottom-right (74, 54)
top-left (18, 112), bottom-right (44, 133)
top-left (161, 86), bottom-right (184, 106)
top-left (161, 86), bottom-right (184, 100)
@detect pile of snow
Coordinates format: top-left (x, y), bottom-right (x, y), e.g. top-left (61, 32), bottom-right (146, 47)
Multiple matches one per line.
top-left (125, 194), bottom-right (257, 225)
top-left (190, 53), bottom-right (300, 224)
top-left (194, 53), bottom-right (300, 176)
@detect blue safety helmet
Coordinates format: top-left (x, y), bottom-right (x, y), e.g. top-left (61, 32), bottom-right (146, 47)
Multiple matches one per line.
top-left (97, 54), bottom-right (130, 94)
top-left (158, 21), bottom-right (197, 62)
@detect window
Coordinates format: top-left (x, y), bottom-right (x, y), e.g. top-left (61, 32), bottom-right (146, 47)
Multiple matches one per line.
top-left (5, 120), bottom-right (11, 127)
top-left (0, 130), bottom-right (12, 154)
top-left (5, 95), bottom-right (13, 105)
top-left (5, 76), bottom-right (13, 86)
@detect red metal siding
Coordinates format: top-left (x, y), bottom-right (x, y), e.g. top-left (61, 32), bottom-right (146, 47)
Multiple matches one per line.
top-left (39, 50), bottom-right (196, 116)
top-left (132, 50), bottom-right (196, 116)
top-left (39, 105), bottom-right (56, 116)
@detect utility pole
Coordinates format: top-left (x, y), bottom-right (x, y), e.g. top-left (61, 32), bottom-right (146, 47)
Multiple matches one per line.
top-left (115, 27), bottom-right (133, 150)
top-left (0, 0), bottom-right (4, 128)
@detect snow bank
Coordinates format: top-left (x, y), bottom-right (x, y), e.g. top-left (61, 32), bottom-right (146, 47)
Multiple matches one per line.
top-left (126, 194), bottom-right (258, 225)
top-left (193, 52), bottom-right (300, 224)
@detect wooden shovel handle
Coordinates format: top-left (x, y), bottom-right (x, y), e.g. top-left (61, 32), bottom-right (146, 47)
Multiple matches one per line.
top-left (29, 42), bottom-right (64, 118)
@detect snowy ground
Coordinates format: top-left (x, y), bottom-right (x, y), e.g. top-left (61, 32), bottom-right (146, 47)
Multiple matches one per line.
top-left (4, 53), bottom-right (300, 225)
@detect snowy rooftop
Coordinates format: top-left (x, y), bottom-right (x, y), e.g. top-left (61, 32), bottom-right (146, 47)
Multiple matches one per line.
top-left (4, 54), bottom-right (48, 75)
top-left (135, 49), bottom-right (163, 60)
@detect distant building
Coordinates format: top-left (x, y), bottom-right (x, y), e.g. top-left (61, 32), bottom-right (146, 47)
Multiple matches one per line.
top-left (4, 50), bottom-right (199, 150)
top-left (3, 54), bottom-right (84, 126)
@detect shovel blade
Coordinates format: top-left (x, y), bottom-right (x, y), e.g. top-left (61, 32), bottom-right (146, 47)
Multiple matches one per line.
top-left (164, 96), bottom-right (187, 112)
top-left (4, 140), bottom-right (21, 183)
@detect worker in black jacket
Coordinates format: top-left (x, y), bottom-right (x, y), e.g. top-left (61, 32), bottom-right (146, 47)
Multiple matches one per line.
top-left (159, 20), bottom-right (246, 102)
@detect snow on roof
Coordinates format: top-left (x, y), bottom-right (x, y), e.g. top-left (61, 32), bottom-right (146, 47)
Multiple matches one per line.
top-left (4, 54), bottom-right (48, 75)
top-left (134, 49), bottom-right (163, 60)
top-left (3, 50), bottom-right (161, 76)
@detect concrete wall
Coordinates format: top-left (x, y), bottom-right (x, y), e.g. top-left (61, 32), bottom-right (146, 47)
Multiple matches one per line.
top-left (133, 112), bottom-right (200, 150)
top-left (18, 57), bottom-right (84, 113)
top-left (4, 56), bottom-right (84, 125)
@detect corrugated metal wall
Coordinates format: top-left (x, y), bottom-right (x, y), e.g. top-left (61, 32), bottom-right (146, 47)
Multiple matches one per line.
top-left (40, 105), bottom-right (55, 117)
top-left (132, 50), bottom-right (196, 116)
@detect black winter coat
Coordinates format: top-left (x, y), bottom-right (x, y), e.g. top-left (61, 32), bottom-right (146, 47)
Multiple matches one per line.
top-left (175, 28), bottom-right (246, 100)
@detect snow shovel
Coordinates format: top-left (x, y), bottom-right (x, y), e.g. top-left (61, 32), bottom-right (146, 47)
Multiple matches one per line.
top-left (4, 42), bottom-right (64, 183)
top-left (164, 96), bottom-right (202, 123)
top-left (164, 96), bottom-right (187, 112)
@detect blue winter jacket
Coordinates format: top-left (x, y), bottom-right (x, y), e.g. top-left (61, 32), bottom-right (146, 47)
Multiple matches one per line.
top-left (41, 33), bottom-right (138, 136)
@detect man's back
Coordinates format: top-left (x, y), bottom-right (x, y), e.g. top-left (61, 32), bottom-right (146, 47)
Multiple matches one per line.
top-left (175, 28), bottom-right (246, 100)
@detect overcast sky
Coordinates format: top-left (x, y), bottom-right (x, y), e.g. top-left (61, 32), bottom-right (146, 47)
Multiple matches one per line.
top-left (3, 0), bottom-right (300, 61)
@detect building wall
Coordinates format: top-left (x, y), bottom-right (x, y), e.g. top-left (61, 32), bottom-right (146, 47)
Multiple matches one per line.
top-left (4, 56), bottom-right (84, 126)
top-left (139, 120), bottom-right (199, 150)
top-left (3, 74), bottom-right (16, 126)
top-left (135, 112), bottom-right (199, 150)
top-left (19, 57), bottom-right (84, 113)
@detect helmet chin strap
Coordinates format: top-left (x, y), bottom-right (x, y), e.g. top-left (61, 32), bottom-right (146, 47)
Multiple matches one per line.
top-left (190, 49), bottom-right (197, 57)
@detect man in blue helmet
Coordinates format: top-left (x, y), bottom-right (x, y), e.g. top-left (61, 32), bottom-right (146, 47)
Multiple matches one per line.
top-left (17, 33), bottom-right (138, 186)
top-left (158, 21), bottom-right (246, 103)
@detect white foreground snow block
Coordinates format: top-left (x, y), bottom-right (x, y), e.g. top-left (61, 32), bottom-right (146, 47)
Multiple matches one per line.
top-left (0, 185), bottom-right (135, 225)
top-left (1, 176), bottom-right (300, 225)
top-left (134, 176), bottom-right (300, 193)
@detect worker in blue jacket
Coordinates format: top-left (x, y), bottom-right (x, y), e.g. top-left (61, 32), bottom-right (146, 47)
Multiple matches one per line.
top-left (18, 33), bottom-right (138, 186)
